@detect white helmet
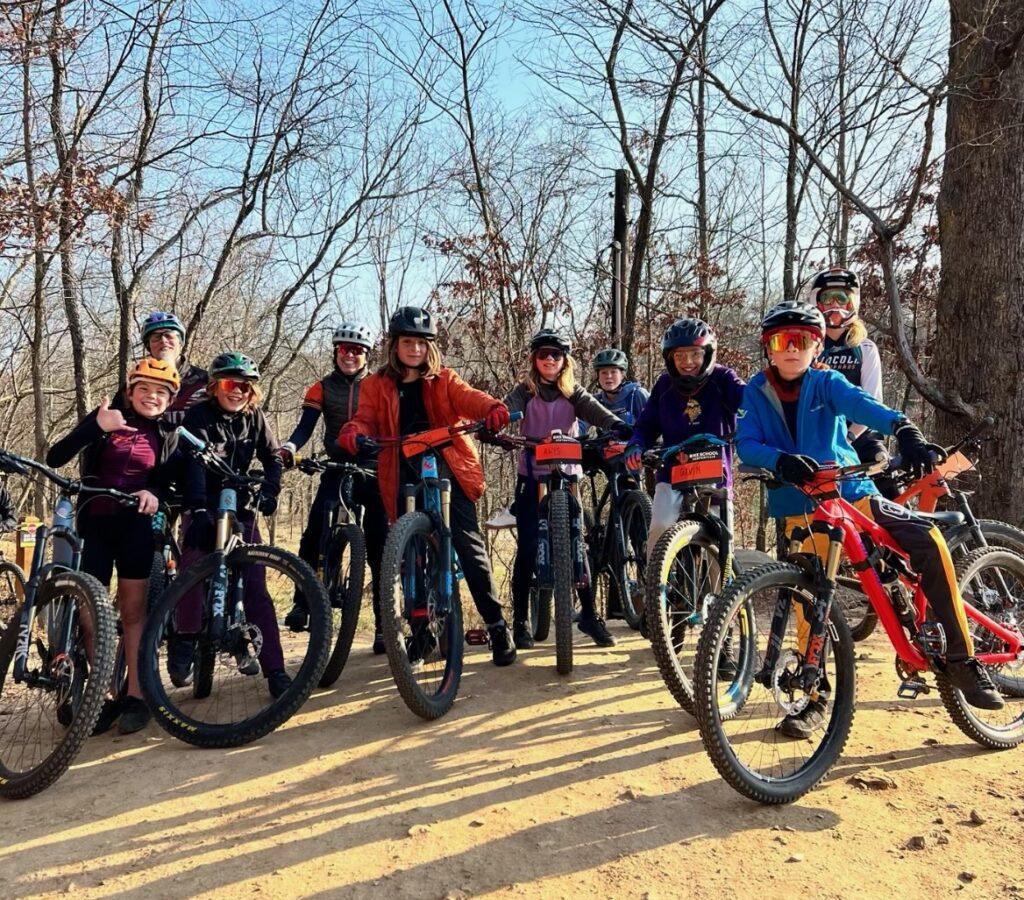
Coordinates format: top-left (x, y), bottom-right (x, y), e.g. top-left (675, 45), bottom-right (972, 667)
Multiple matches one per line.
top-left (332, 322), bottom-right (373, 349)
top-left (804, 267), bottom-right (861, 328)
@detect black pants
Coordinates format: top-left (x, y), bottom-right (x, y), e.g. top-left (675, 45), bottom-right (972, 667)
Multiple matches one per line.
top-left (511, 474), bottom-right (595, 623)
top-left (298, 471), bottom-right (389, 629)
top-left (852, 430), bottom-right (899, 500)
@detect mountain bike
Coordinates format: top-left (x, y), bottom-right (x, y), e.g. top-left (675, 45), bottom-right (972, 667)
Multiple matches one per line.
top-left (836, 416), bottom-right (1024, 640)
top-left (0, 449), bottom-right (121, 799)
top-left (138, 427), bottom-right (331, 747)
top-left (489, 429), bottom-right (619, 675)
top-left (694, 459), bottom-right (1024, 805)
top-left (291, 454), bottom-right (375, 687)
top-left (581, 439), bottom-right (651, 631)
top-left (372, 417), bottom-right (517, 719)
top-left (644, 433), bottom-right (739, 714)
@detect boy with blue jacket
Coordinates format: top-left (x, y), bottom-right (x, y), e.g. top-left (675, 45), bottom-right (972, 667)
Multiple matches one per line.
top-left (737, 300), bottom-right (1002, 737)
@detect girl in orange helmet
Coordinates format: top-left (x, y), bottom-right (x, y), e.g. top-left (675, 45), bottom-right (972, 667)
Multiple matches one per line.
top-left (46, 358), bottom-right (182, 735)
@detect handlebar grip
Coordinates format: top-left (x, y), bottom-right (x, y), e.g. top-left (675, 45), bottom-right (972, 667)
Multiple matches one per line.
top-left (176, 426), bottom-right (207, 452)
top-left (965, 416), bottom-right (995, 442)
top-left (509, 411), bottom-right (523, 423)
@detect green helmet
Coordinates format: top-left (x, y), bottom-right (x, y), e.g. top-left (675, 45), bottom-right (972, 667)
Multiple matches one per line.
top-left (592, 348), bottom-right (628, 371)
top-left (209, 351), bottom-right (260, 381)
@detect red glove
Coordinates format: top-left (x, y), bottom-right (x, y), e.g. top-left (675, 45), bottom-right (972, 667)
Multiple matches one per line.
top-left (485, 404), bottom-right (511, 432)
top-left (337, 430), bottom-right (360, 456)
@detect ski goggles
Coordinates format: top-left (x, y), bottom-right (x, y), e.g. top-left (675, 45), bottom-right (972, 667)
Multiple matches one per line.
top-left (816, 289), bottom-right (855, 310)
top-left (217, 378), bottom-right (254, 394)
top-left (762, 328), bottom-right (822, 352)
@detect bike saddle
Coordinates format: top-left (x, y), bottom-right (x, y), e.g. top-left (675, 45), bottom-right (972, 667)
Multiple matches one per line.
top-left (911, 510), bottom-right (965, 527)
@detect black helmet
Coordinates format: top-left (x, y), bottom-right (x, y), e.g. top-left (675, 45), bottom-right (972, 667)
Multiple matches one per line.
top-left (661, 318), bottom-right (717, 391)
top-left (388, 306), bottom-right (436, 339)
top-left (209, 351), bottom-right (260, 381)
top-left (592, 348), bottom-right (628, 371)
top-left (760, 300), bottom-right (825, 335)
top-left (530, 328), bottom-right (571, 355)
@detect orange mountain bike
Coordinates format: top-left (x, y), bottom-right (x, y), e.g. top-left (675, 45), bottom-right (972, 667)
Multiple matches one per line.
top-left (694, 460), bottom-right (1024, 804)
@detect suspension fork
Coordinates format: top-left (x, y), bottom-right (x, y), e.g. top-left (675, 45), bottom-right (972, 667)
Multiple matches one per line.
top-left (536, 477), bottom-right (552, 588)
top-left (567, 480), bottom-right (589, 589)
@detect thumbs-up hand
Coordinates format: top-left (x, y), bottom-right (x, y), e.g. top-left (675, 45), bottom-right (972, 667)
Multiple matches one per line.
top-left (96, 396), bottom-right (137, 434)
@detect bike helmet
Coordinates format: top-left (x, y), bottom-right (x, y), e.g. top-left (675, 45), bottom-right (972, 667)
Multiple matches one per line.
top-left (661, 318), bottom-right (717, 391)
top-left (332, 321), bottom-right (373, 349)
top-left (128, 357), bottom-right (181, 394)
top-left (388, 306), bottom-right (436, 339)
top-left (592, 348), bottom-right (628, 371)
top-left (140, 311), bottom-right (186, 345)
top-left (806, 266), bottom-right (861, 327)
top-left (760, 300), bottom-right (825, 336)
top-left (209, 351), bottom-right (260, 381)
top-left (529, 328), bottom-right (572, 355)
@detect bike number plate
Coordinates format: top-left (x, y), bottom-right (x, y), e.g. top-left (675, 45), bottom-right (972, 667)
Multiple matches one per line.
top-left (602, 441), bottom-right (627, 460)
top-left (937, 450), bottom-right (975, 479)
top-left (403, 426), bottom-right (453, 457)
top-left (534, 439), bottom-right (582, 464)
top-left (671, 448), bottom-right (724, 488)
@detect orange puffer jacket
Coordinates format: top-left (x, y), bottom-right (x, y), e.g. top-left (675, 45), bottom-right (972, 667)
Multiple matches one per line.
top-left (338, 368), bottom-right (501, 522)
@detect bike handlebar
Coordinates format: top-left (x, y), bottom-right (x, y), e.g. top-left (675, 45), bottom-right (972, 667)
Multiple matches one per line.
top-left (175, 426), bottom-right (273, 489)
top-left (0, 449), bottom-right (140, 509)
top-left (293, 454), bottom-right (376, 478)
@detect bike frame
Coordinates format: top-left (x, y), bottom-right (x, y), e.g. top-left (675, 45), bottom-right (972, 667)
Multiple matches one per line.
top-left (780, 468), bottom-right (1023, 682)
top-left (400, 452), bottom-right (456, 614)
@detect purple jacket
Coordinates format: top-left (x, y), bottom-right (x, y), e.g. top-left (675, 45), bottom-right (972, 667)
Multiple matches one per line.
top-left (628, 365), bottom-right (746, 485)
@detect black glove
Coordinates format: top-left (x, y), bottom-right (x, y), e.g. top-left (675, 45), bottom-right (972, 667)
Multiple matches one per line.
top-left (184, 510), bottom-right (216, 550)
top-left (894, 419), bottom-right (945, 480)
top-left (610, 421), bottom-right (633, 440)
top-left (256, 493), bottom-right (278, 517)
top-left (775, 453), bottom-right (820, 485)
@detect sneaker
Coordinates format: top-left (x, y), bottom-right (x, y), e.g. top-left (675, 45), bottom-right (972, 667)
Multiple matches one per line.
top-left (945, 658), bottom-right (1004, 710)
top-left (717, 633), bottom-right (738, 681)
top-left (117, 696), bottom-right (151, 735)
top-left (776, 697), bottom-right (827, 739)
top-left (488, 622), bottom-right (517, 667)
top-left (167, 638), bottom-right (196, 688)
top-left (578, 614), bottom-right (616, 647)
top-left (91, 697), bottom-right (122, 736)
top-left (513, 620), bottom-right (535, 650)
top-left (284, 605), bottom-right (309, 633)
top-left (236, 652), bottom-right (261, 676)
top-left (266, 669), bottom-right (292, 699)
top-left (372, 632), bottom-right (386, 655)
top-left (485, 507), bottom-right (517, 530)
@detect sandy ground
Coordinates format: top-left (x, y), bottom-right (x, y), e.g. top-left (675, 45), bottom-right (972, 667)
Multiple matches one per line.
top-left (4, 620), bottom-right (1024, 900)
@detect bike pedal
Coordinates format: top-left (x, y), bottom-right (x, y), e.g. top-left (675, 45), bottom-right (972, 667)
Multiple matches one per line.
top-left (897, 679), bottom-right (931, 699)
top-left (464, 628), bottom-right (489, 646)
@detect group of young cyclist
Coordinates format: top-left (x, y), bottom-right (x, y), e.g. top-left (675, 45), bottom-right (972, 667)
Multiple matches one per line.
top-left (12, 264), bottom-right (1002, 740)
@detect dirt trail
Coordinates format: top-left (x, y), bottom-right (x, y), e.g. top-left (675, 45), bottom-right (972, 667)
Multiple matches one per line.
top-left (4, 624), bottom-right (1024, 899)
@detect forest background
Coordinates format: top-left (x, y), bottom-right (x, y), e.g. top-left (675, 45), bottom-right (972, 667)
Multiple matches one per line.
top-left (0, 0), bottom-right (1020, 540)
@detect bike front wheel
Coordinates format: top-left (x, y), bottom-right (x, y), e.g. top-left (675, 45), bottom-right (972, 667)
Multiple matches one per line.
top-left (319, 523), bottom-right (367, 688)
top-left (550, 491), bottom-right (575, 675)
top-left (646, 521), bottom-right (720, 714)
top-left (940, 547), bottom-right (1024, 747)
top-left (379, 512), bottom-right (463, 720)
top-left (139, 545), bottom-right (331, 748)
top-left (0, 571), bottom-right (116, 799)
top-left (694, 562), bottom-right (856, 805)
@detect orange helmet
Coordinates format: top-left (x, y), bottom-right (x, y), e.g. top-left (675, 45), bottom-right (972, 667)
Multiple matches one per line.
top-left (128, 357), bottom-right (181, 394)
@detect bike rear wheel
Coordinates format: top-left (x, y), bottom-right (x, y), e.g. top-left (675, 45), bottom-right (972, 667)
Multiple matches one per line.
top-left (319, 523), bottom-right (367, 688)
top-left (550, 491), bottom-right (574, 675)
top-left (694, 563), bottom-right (856, 805)
top-left (139, 545), bottom-right (331, 748)
top-left (0, 560), bottom-right (25, 633)
top-left (940, 548), bottom-right (1024, 747)
top-left (610, 490), bottom-right (652, 630)
top-left (0, 571), bottom-right (115, 799)
top-left (379, 512), bottom-right (463, 720)
top-left (530, 585), bottom-right (553, 641)
top-left (646, 522), bottom-right (720, 714)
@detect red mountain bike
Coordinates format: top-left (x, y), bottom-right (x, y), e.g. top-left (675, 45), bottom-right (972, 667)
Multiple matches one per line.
top-left (694, 460), bottom-right (1024, 804)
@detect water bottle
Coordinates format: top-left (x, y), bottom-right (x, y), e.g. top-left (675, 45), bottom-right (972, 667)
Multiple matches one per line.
top-left (51, 496), bottom-right (75, 568)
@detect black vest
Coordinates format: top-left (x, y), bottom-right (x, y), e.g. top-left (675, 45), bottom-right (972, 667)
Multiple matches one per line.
top-left (321, 369), bottom-right (366, 459)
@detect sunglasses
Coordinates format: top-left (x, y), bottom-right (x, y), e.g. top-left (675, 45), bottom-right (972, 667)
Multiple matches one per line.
top-left (535, 348), bottom-right (564, 361)
top-left (672, 348), bottom-right (706, 364)
top-left (218, 378), bottom-right (253, 394)
top-left (149, 330), bottom-right (180, 344)
top-left (336, 343), bottom-right (366, 357)
top-left (763, 329), bottom-right (821, 352)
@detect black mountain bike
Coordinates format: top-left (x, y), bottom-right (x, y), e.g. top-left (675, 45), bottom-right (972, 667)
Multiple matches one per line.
top-left (292, 454), bottom-right (375, 687)
top-left (0, 449), bottom-right (122, 799)
top-left (582, 440), bottom-right (652, 630)
top-left (138, 428), bottom-right (332, 748)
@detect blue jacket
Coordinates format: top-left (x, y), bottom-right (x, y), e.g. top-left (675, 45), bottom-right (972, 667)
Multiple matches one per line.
top-left (736, 367), bottom-right (903, 517)
top-left (593, 380), bottom-right (649, 425)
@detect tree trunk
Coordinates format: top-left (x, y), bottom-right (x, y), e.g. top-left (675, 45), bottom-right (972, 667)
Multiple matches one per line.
top-left (935, 0), bottom-right (1024, 522)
